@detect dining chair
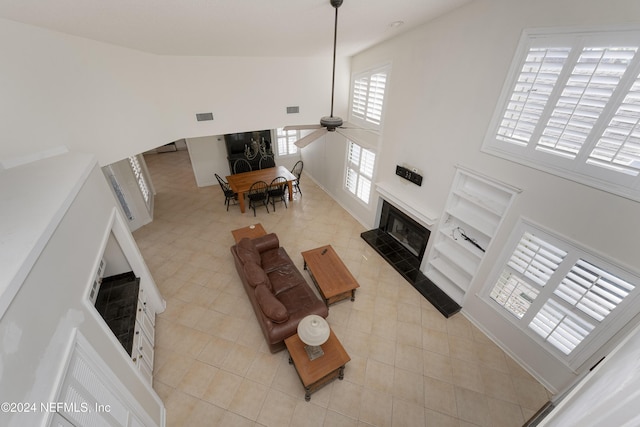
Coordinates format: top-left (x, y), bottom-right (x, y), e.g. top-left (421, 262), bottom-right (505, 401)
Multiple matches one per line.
top-left (233, 158), bottom-right (252, 174)
top-left (215, 173), bottom-right (238, 211)
top-left (291, 160), bottom-right (303, 196)
top-left (259, 155), bottom-right (276, 169)
top-left (268, 176), bottom-right (288, 211)
top-left (247, 181), bottom-right (269, 216)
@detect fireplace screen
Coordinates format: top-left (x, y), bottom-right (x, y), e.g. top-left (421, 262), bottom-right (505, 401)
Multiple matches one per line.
top-left (379, 200), bottom-right (430, 262)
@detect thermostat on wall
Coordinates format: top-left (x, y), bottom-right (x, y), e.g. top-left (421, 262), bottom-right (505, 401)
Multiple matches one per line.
top-left (396, 165), bottom-right (423, 186)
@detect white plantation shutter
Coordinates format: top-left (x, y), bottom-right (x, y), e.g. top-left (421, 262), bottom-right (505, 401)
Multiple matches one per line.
top-left (364, 73), bottom-right (387, 125)
top-left (350, 67), bottom-right (389, 128)
top-left (555, 259), bottom-right (635, 321)
top-left (346, 168), bottom-right (357, 194)
top-left (276, 128), bottom-right (298, 156)
top-left (360, 148), bottom-right (375, 178)
top-left (490, 270), bottom-right (540, 319)
top-left (507, 232), bottom-right (567, 287)
top-left (352, 77), bottom-right (368, 121)
top-left (498, 47), bottom-right (571, 145)
top-left (529, 299), bottom-right (596, 355)
top-left (537, 47), bottom-right (637, 159)
top-left (488, 221), bottom-right (640, 366)
top-left (345, 141), bottom-right (376, 203)
top-left (484, 29), bottom-right (640, 201)
top-left (588, 74), bottom-right (640, 176)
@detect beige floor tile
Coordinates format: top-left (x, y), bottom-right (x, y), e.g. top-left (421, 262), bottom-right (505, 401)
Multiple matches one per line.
top-left (327, 379), bottom-right (362, 419)
top-left (227, 378), bottom-right (269, 421)
top-left (185, 399), bottom-right (226, 426)
top-left (487, 397), bottom-right (525, 427)
top-left (393, 398), bottom-right (427, 427)
top-left (393, 367), bottom-right (425, 406)
top-left (455, 386), bottom-right (490, 427)
top-left (201, 369), bottom-right (243, 409)
top-left (245, 351), bottom-right (281, 386)
top-left (364, 359), bottom-right (395, 394)
top-left (423, 349), bottom-right (453, 384)
top-left (451, 358), bottom-right (485, 394)
top-left (177, 359), bottom-right (219, 398)
top-left (424, 376), bottom-right (457, 417)
top-left (395, 342), bottom-right (423, 374)
top-left (290, 400), bottom-right (327, 427)
top-left (257, 389), bottom-right (298, 427)
top-left (359, 388), bottom-right (393, 427)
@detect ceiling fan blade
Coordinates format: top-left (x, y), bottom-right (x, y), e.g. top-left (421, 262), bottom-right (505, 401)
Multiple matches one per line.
top-left (294, 128), bottom-right (328, 148)
top-left (284, 124), bottom-right (323, 131)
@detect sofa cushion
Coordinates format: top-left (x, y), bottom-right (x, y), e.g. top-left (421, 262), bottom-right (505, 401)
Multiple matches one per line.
top-left (255, 285), bottom-right (289, 323)
top-left (268, 264), bottom-right (306, 296)
top-left (261, 247), bottom-right (294, 272)
top-left (243, 261), bottom-right (271, 290)
top-left (237, 238), bottom-right (261, 265)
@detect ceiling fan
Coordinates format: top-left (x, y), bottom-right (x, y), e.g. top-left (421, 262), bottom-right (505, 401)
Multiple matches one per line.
top-left (284, 0), bottom-right (356, 148)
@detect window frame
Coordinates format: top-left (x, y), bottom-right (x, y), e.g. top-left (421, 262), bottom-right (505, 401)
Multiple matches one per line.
top-left (482, 27), bottom-right (640, 202)
top-left (349, 64), bottom-right (391, 131)
top-left (345, 139), bottom-right (376, 205)
top-left (273, 128), bottom-right (299, 157)
top-left (483, 218), bottom-right (640, 369)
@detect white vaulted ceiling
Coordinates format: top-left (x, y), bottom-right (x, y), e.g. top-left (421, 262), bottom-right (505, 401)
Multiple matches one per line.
top-left (0, 0), bottom-right (471, 57)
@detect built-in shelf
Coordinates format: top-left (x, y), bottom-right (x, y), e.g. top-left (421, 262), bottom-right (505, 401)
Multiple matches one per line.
top-left (424, 166), bottom-right (520, 306)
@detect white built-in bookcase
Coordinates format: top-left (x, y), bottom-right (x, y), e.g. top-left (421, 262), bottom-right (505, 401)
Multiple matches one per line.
top-left (424, 166), bottom-right (520, 305)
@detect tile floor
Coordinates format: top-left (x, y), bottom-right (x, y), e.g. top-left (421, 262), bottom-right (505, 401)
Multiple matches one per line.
top-left (133, 150), bottom-right (552, 427)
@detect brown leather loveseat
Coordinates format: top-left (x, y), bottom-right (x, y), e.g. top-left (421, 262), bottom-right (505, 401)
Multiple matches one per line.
top-left (231, 233), bottom-right (328, 353)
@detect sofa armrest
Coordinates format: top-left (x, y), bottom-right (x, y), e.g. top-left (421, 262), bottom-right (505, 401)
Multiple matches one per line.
top-left (253, 233), bottom-right (280, 253)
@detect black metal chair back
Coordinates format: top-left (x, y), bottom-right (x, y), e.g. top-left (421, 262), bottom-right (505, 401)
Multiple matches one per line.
top-left (291, 160), bottom-right (303, 195)
top-left (259, 155), bottom-right (276, 169)
top-left (268, 176), bottom-right (288, 211)
top-left (247, 181), bottom-right (269, 216)
top-left (215, 173), bottom-right (238, 211)
top-left (233, 158), bottom-right (252, 174)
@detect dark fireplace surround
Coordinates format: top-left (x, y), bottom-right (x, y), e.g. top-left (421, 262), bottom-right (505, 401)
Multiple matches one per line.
top-left (379, 201), bottom-right (430, 262)
top-left (361, 200), bottom-right (461, 317)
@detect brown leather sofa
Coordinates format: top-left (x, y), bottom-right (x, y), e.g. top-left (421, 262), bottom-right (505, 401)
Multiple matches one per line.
top-left (231, 233), bottom-right (328, 353)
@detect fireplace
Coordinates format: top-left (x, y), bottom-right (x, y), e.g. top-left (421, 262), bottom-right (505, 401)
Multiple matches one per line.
top-left (379, 200), bottom-right (430, 262)
top-left (361, 199), bottom-right (461, 318)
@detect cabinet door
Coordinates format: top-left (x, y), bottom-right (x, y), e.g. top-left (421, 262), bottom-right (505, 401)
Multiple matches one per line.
top-left (136, 299), bottom-right (155, 345)
top-left (133, 324), bottom-right (154, 371)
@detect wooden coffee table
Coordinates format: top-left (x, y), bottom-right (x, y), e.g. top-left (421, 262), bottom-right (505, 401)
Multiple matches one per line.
top-left (301, 245), bottom-right (360, 306)
top-left (231, 223), bottom-right (267, 243)
top-left (285, 329), bottom-right (350, 401)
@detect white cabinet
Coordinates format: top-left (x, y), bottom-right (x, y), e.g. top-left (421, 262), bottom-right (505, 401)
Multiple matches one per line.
top-left (425, 166), bottom-right (520, 305)
top-left (133, 286), bottom-right (155, 383)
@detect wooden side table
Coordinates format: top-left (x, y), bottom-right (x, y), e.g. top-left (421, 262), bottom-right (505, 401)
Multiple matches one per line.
top-left (231, 223), bottom-right (267, 243)
top-left (284, 329), bottom-right (350, 401)
top-left (301, 245), bottom-right (360, 306)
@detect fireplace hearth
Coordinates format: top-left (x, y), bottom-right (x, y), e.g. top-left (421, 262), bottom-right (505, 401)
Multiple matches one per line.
top-left (361, 200), bottom-right (461, 318)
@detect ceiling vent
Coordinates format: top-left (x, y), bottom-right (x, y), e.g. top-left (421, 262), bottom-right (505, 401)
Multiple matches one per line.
top-left (286, 106), bottom-right (299, 114)
top-left (196, 112), bottom-right (214, 122)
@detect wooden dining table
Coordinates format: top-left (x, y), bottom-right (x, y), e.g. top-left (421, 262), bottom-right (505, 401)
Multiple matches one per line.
top-left (226, 166), bottom-right (297, 213)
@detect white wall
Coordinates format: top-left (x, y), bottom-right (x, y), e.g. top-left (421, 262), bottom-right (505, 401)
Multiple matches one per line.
top-left (0, 157), bottom-right (164, 426)
top-left (185, 135), bottom-right (229, 187)
top-left (0, 18), bottom-right (337, 167)
top-left (304, 0), bottom-right (640, 393)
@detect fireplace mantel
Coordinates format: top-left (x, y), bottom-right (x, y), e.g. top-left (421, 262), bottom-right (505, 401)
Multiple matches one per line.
top-left (375, 181), bottom-right (438, 228)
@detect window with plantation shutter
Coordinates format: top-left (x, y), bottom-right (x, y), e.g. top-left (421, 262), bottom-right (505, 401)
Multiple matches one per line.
top-left (486, 220), bottom-right (640, 367)
top-left (275, 128), bottom-right (298, 156)
top-left (484, 29), bottom-right (640, 202)
top-left (345, 140), bottom-right (376, 204)
top-left (350, 65), bottom-right (390, 129)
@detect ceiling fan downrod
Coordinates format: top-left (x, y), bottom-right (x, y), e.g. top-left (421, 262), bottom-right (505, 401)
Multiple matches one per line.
top-left (323, 0), bottom-right (344, 130)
